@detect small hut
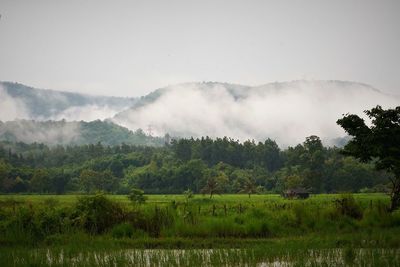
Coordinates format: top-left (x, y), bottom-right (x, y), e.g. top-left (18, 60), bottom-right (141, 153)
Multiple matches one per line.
top-left (283, 188), bottom-right (310, 199)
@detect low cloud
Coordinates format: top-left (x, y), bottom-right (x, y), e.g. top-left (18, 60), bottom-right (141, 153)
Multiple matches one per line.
top-left (0, 120), bottom-right (81, 145)
top-left (113, 81), bottom-right (400, 146)
top-left (50, 105), bottom-right (126, 121)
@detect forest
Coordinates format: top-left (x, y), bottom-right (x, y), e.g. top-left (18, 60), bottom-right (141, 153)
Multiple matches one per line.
top-left (0, 135), bottom-right (390, 195)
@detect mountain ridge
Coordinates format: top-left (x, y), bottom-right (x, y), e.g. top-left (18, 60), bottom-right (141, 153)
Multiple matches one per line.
top-left (0, 81), bottom-right (137, 121)
top-left (115, 80), bottom-right (386, 114)
top-left (111, 80), bottom-right (399, 146)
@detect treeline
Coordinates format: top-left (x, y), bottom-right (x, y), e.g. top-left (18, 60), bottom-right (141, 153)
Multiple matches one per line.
top-left (0, 136), bottom-right (390, 194)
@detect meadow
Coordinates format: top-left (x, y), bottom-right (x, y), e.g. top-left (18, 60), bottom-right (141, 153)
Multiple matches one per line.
top-left (1, 193), bottom-right (400, 266)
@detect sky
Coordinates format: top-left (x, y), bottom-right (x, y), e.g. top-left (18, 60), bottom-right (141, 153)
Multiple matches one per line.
top-left (0, 0), bottom-right (399, 97)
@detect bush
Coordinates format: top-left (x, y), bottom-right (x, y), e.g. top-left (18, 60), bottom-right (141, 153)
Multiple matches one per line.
top-left (73, 194), bottom-right (125, 234)
top-left (128, 188), bottom-right (147, 205)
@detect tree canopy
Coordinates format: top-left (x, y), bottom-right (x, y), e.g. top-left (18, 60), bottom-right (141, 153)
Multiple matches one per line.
top-left (337, 105), bottom-right (400, 210)
top-left (0, 134), bottom-right (390, 196)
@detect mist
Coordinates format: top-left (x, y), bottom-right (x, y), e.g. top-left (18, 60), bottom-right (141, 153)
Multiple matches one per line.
top-left (0, 83), bottom-right (128, 122)
top-left (49, 105), bottom-right (127, 121)
top-left (0, 85), bottom-right (123, 144)
top-left (113, 81), bottom-right (400, 146)
top-left (0, 120), bottom-right (80, 145)
top-left (0, 86), bottom-right (29, 121)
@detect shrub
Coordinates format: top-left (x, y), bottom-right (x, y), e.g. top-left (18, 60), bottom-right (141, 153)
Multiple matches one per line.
top-left (73, 193), bottom-right (125, 234)
top-left (128, 188), bottom-right (147, 205)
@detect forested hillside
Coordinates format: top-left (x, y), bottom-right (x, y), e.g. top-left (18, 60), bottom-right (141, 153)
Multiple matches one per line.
top-left (0, 120), bottom-right (165, 146)
top-left (0, 135), bottom-right (389, 194)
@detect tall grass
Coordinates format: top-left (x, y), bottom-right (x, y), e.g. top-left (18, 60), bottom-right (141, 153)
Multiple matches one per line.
top-left (0, 193), bottom-right (399, 244)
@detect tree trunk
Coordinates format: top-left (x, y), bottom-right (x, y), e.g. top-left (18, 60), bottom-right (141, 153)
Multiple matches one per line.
top-left (389, 178), bottom-right (400, 212)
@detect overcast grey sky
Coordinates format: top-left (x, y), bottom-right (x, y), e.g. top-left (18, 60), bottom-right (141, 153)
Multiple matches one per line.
top-left (0, 0), bottom-right (399, 97)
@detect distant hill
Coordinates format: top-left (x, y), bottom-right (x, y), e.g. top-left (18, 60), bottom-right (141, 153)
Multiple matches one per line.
top-left (0, 120), bottom-right (164, 146)
top-left (0, 81), bottom-right (136, 121)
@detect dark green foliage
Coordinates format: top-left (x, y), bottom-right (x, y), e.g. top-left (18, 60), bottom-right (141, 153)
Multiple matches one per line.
top-left (337, 105), bottom-right (400, 211)
top-left (0, 133), bottom-right (391, 194)
top-left (79, 169), bottom-right (118, 193)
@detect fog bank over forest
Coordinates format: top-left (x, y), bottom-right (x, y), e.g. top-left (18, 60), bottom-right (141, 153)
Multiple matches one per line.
top-left (0, 80), bottom-right (398, 147)
top-left (113, 80), bottom-right (399, 146)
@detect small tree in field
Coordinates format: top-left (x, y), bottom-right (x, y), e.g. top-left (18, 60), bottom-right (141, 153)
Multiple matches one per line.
top-left (128, 188), bottom-right (147, 206)
top-left (201, 172), bottom-right (228, 199)
top-left (239, 177), bottom-right (258, 198)
top-left (337, 105), bottom-right (400, 211)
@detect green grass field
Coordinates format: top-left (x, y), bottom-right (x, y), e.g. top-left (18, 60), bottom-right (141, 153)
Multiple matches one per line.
top-left (0, 193), bottom-right (399, 266)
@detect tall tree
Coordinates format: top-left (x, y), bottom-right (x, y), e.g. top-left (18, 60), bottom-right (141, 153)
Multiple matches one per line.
top-left (337, 105), bottom-right (400, 211)
top-left (262, 139), bottom-right (283, 172)
top-left (30, 169), bottom-right (51, 193)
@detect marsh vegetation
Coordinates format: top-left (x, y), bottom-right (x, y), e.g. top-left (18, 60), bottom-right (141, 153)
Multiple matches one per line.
top-left (0, 193), bottom-right (399, 266)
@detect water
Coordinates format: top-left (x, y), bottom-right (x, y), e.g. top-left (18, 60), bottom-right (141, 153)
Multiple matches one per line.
top-left (6, 248), bottom-right (400, 266)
